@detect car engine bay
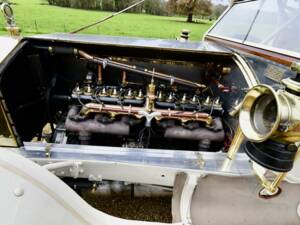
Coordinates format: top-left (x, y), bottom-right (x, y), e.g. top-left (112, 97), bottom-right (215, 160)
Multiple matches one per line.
top-left (0, 39), bottom-right (248, 152)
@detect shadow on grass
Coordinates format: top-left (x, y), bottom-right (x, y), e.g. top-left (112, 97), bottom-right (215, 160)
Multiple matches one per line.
top-left (171, 19), bottom-right (211, 25)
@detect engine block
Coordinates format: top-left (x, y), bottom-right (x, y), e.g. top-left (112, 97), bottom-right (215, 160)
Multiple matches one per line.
top-left (62, 69), bottom-right (225, 151)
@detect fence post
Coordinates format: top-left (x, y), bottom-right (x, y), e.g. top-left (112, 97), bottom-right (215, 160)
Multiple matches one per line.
top-left (34, 20), bottom-right (38, 32)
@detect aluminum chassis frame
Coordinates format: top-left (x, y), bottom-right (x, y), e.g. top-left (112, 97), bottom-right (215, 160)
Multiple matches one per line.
top-left (19, 142), bottom-right (253, 186)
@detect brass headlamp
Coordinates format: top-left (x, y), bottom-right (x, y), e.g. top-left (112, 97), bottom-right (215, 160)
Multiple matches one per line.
top-left (224, 68), bottom-right (300, 196)
top-left (0, 3), bottom-right (20, 36)
top-left (239, 78), bottom-right (300, 143)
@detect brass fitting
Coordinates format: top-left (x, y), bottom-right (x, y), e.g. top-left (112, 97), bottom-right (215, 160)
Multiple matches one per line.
top-left (146, 79), bottom-right (156, 111)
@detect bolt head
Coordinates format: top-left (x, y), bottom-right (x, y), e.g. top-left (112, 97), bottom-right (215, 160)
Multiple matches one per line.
top-left (14, 187), bottom-right (24, 197)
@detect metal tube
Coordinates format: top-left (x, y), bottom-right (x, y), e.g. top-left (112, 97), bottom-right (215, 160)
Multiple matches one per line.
top-left (43, 161), bottom-right (78, 170)
top-left (221, 126), bottom-right (244, 172)
top-left (71, 0), bottom-right (145, 34)
top-left (82, 102), bottom-right (212, 125)
top-left (98, 65), bottom-right (103, 84)
top-left (77, 50), bottom-right (206, 89)
top-left (226, 126), bottom-right (244, 160)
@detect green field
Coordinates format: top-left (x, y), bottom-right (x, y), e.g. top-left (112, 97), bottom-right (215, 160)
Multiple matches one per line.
top-left (1, 0), bottom-right (214, 40)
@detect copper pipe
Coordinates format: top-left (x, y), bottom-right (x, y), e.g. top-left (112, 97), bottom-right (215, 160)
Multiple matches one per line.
top-left (98, 65), bottom-right (103, 84)
top-left (77, 50), bottom-right (206, 89)
top-left (81, 103), bottom-right (212, 125)
top-left (122, 71), bottom-right (127, 86)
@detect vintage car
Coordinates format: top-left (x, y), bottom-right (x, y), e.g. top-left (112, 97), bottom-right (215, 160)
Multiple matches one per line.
top-left (0, 0), bottom-right (300, 224)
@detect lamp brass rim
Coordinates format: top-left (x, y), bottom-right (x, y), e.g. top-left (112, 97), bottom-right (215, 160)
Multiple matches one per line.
top-left (239, 84), bottom-right (281, 142)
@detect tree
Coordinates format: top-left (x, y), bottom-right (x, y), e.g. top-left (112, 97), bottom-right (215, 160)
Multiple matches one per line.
top-left (47, 0), bottom-right (167, 15)
top-left (167, 0), bottom-right (212, 23)
top-left (212, 4), bottom-right (227, 19)
top-left (143, 0), bottom-right (167, 15)
top-left (114, 0), bottom-right (134, 11)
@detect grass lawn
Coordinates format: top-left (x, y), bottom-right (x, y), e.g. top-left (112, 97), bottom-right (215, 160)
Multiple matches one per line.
top-left (1, 0), bottom-right (214, 40)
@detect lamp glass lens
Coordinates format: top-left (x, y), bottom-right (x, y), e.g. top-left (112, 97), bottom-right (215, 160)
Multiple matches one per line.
top-left (250, 94), bottom-right (277, 135)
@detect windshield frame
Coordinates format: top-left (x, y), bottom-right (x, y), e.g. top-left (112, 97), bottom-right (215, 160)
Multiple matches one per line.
top-left (205, 0), bottom-right (300, 59)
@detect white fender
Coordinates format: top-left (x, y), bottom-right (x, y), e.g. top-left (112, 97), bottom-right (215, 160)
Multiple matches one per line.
top-left (0, 149), bottom-right (180, 225)
top-left (286, 160), bottom-right (300, 184)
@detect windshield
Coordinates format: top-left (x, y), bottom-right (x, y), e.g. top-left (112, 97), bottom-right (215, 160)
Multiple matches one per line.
top-left (209, 0), bottom-right (300, 57)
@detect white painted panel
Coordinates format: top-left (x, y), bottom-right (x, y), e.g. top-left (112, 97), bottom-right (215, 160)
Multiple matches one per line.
top-left (0, 36), bottom-right (19, 63)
